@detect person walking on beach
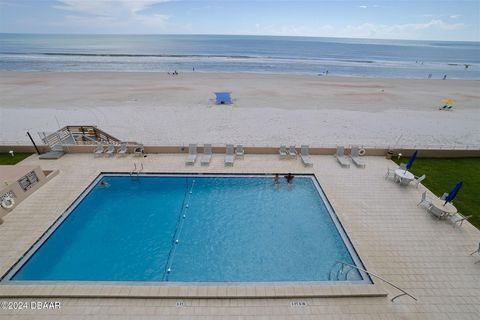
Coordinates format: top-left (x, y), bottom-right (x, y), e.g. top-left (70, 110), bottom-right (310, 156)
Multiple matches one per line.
top-left (443, 74), bottom-right (447, 80)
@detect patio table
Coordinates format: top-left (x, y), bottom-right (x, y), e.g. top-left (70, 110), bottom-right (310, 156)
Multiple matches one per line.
top-left (430, 196), bottom-right (458, 215)
top-left (394, 169), bottom-right (414, 185)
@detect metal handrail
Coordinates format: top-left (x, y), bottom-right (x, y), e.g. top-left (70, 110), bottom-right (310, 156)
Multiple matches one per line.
top-left (335, 261), bottom-right (417, 302)
top-left (129, 163), bottom-right (137, 176)
top-left (137, 163), bottom-right (144, 176)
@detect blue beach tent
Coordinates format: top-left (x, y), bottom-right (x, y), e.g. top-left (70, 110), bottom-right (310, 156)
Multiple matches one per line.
top-left (214, 92), bottom-right (232, 105)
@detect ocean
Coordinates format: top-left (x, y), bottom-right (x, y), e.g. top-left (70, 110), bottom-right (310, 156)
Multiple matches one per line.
top-left (0, 34), bottom-right (479, 79)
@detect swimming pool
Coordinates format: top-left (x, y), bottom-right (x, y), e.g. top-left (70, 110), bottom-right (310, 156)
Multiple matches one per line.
top-left (4, 174), bottom-right (369, 283)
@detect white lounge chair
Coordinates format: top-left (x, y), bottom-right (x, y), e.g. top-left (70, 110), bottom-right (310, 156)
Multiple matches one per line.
top-left (350, 146), bottom-right (366, 168)
top-left (470, 242), bottom-right (480, 264)
top-left (117, 142), bottom-right (127, 157)
top-left (385, 167), bottom-right (395, 180)
top-left (105, 144), bottom-right (115, 157)
top-left (279, 145), bottom-right (287, 159)
top-left (225, 144), bottom-right (234, 166)
top-left (300, 145), bottom-right (313, 167)
top-left (235, 144), bottom-right (244, 159)
top-left (94, 144), bottom-right (105, 157)
top-left (201, 144), bottom-right (212, 166)
top-left (185, 144), bottom-right (197, 165)
top-left (134, 143), bottom-right (144, 157)
top-left (335, 146), bottom-right (350, 168)
top-left (427, 205), bottom-right (447, 219)
top-left (288, 145), bottom-right (297, 159)
top-left (447, 212), bottom-right (471, 228)
top-left (417, 191), bottom-right (432, 209)
top-left (413, 174), bottom-right (426, 188)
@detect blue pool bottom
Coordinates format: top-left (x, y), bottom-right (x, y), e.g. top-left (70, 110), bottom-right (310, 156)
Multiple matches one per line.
top-left (11, 175), bottom-right (365, 282)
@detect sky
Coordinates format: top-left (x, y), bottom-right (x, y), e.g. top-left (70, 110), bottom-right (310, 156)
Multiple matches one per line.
top-left (0, 0), bottom-right (479, 41)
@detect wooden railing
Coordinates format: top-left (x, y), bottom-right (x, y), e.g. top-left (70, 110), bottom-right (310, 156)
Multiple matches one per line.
top-left (40, 126), bottom-right (122, 146)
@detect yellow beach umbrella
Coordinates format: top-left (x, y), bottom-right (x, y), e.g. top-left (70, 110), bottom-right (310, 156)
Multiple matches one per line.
top-left (441, 98), bottom-right (455, 106)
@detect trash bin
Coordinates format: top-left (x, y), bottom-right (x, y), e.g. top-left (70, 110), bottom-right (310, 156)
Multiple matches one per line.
top-left (386, 150), bottom-right (394, 159)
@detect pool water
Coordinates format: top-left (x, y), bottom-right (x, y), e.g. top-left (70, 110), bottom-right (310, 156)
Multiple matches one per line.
top-left (8, 174), bottom-right (367, 282)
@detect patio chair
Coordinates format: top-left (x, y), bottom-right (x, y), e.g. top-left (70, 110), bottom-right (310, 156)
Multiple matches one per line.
top-left (417, 191), bottom-right (432, 209)
top-left (350, 146), bottom-right (365, 168)
top-left (279, 145), bottom-right (287, 159)
top-left (385, 167), bottom-right (395, 180)
top-left (335, 146), bottom-right (350, 168)
top-left (105, 144), bottom-right (115, 157)
top-left (413, 174), bottom-right (426, 188)
top-left (201, 144), bottom-right (212, 166)
top-left (225, 144), bottom-right (234, 166)
top-left (185, 144), bottom-right (197, 165)
top-left (117, 142), bottom-right (127, 157)
top-left (470, 242), bottom-right (480, 264)
top-left (133, 143), bottom-right (144, 157)
top-left (300, 145), bottom-right (313, 167)
top-left (288, 145), bottom-right (297, 159)
top-left (235, 144), bottom-right (244, 159)
top-left (447, 212), bottom-right (471, 228)
top-left (427, 205), bottom-right (447, 219)
top-left (94, 144), bottom-right (105, 157)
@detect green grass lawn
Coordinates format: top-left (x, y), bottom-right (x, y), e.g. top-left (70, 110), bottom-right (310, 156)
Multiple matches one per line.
top-left (0, 153), bottom-right (33, 165)
top-left (393, 157), bottom-right (480, 229)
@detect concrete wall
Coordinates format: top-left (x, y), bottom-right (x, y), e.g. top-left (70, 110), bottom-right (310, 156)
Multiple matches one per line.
top-left (1, 144), bottom-right (480, 158)
top-left (0, 168), bottom-right (59, 221)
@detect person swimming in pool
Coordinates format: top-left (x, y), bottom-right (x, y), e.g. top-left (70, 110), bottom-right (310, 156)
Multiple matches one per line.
top-left (273, 174), bottom-right (280, 184)
top-left (99, 180), bottom-right (110, 188)
top-left (285, 173), bottom-right (294, 184)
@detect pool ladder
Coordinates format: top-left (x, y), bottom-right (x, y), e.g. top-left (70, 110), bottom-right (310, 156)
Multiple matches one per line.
top-left (129, 162), bottom-right (143, 177)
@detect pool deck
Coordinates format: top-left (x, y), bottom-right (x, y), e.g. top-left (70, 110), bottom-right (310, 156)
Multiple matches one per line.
top-left (0, 153), bottom-right (479, 319)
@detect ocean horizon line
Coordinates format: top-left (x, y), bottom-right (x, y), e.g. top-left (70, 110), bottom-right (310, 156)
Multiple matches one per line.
top-left (0, 32), bottom-right (478, 44)
top-left (1, 33), bottom-right (478, 79)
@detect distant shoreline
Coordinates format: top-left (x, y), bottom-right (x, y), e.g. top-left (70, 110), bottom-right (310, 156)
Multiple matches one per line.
top-left (0, 70), bottom-right (478, 81)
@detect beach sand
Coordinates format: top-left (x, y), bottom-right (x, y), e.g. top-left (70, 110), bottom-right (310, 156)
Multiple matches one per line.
top-left (0, 72), bottom-right (479, 147)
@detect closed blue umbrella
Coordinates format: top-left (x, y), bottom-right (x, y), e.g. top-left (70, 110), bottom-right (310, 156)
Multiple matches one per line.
top-left (444, 181), bottom-right (463, 205)
top-left (405, 150), bottom-right (418, 170)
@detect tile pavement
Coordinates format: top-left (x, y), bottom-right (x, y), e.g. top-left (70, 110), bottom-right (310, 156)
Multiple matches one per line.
top-left (0, 153), bottom-right (479, 319)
